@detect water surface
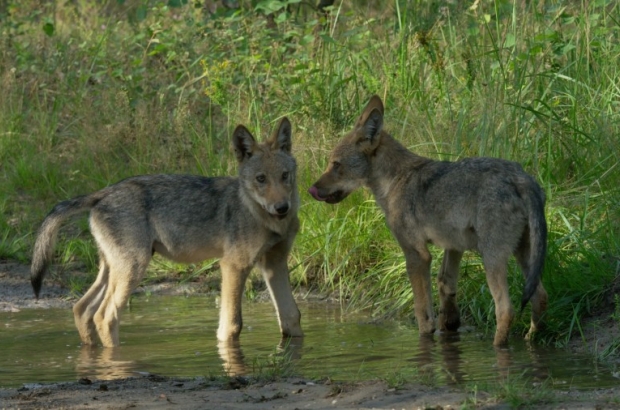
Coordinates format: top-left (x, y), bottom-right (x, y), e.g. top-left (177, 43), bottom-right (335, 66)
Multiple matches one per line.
top-left (1, 295), bottom-right (616, 389)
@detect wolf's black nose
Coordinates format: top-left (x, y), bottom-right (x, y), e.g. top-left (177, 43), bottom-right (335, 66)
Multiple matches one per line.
top-left (275, 203), bottom-right (289, 215)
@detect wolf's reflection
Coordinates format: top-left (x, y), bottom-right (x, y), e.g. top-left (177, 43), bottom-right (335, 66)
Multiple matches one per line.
top-left (411, 332), bottom-right (551, 384)
top-left (412, 332), bottom-right (465, 385)
top-left (74, 337), bottom-right (305, 380)
top-left (439, 332), bottom-right (466, 384)
top-left (76, 346), bottom-right (138, 380)
top-left (217, 339), bottom-right (246, 375)
top-left (494, 341), bottom-right (549, 382)
top-left (217, 336), bottom-right (304, 376)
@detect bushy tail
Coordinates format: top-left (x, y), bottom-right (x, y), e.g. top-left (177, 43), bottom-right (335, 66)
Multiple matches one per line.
top-left (31, 194), bottom-right (103, 298)
top-left (520, 179), bottom-right (547, 311)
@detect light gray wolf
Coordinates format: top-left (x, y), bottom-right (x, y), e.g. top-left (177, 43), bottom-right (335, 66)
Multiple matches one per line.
top-left (31, 118), bottom-right (303, 348)
top-left (308, 95), bottom-right (548, 346)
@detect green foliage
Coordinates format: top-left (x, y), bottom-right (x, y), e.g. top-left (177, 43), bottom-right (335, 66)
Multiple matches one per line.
top-left (612, 294), bottom-right (620, 323)
top-left (0, 0), bottom-right (618, 349)
top-left (249, 341), bottom-right (298, 381)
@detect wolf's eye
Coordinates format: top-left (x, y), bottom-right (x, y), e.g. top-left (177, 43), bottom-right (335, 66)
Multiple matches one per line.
top-left (256, 175), bottom-right (266, 183)
top-left (282, 172), bottom-right (289, 180)
top-left (332, 161), bottom-right (341, 171)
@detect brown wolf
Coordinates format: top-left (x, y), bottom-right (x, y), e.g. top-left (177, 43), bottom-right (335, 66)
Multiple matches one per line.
top-left (31, 118), bottom-right (303, 348)
top-left (308, 96), bottom-right (548, 346)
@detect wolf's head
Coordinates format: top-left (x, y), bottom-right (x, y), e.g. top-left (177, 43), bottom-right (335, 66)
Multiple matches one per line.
top-left (308, 95), bottom-right (385, 204)
top-left (233, 118), bottom-right (297, 220)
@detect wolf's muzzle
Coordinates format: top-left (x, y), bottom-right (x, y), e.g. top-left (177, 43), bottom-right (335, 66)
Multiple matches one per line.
top-left (272, 202), bottom-right (290, 219)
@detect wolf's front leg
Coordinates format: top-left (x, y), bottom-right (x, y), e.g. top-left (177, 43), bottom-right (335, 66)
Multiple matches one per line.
top-left (404, 247), bottom-right (436, 334)
top-left (258, 245), bottom-right (303, 338)
top-left (217, 261), bottom-right (252, 341)
top-left (437, 249), bottom-right (463, 332)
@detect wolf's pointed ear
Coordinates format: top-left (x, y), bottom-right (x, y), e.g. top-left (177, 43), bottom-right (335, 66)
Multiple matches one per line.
top-left (356, 95), bottom-right (385, 128)
top-left (361, 108), bottom-right (383, 139)
top-left (355, 95), bottom-right (385, 152)
top-left (356, 106), bottom-right (384, 154)
top-left (232, 125), bottom-right (256, 162)
top-left (270, 117), bottom-right (292, 153)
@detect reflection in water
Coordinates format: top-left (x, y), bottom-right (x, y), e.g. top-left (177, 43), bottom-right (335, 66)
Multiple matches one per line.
top-left (525, 342), bottom-right (550, 382)
top-left (278, 336), bottom-right (304, 363)
top-left (76, 346), bottom-right (139, 380)
top-left (1, 296), bottom-right (617, 389)
top-left (217, 339), bottom-right (246, 375)
top-left (494, 342), bottom-right (550, 383)
top-left (218, 336), bottom-right (304, 376)
top-left (411, 332), bottom-right (465, 385)
top-left (438, 332), bottom-right (465, 384)
top-left (494, 345), bottom-right (513, 380)
top-left (69, 332), bottom-right (559, 389)
top-left (412, 333), bottom-right (436, 382)
top-left (409, 332), bottom-right (551, 386)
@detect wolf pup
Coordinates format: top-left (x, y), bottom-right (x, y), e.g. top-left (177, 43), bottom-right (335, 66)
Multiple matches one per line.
top-left (32, 118), bottom-right (303, 348)
top-left (309, 96), bottom-right (548, 346)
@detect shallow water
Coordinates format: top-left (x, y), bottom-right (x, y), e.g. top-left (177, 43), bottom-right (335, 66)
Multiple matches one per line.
top-left (0, 295), bottom-right (616, 389)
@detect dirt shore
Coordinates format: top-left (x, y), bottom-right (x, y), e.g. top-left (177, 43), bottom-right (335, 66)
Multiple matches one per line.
top-left (1, 262), bottom-right (619, 410)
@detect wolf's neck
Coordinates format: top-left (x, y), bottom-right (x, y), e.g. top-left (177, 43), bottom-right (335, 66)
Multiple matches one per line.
top-left (367, 133), bottom-right (430, 201)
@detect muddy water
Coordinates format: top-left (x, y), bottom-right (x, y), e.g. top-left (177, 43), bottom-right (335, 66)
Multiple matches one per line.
top-left (0, 295), bottom-right (616, 388)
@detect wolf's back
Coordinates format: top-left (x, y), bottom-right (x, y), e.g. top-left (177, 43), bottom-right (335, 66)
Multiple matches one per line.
top-left (31, 192), bottom-right (105, 298)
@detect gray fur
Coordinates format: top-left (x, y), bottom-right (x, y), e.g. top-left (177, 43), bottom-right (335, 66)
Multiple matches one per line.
top-left (309, 96), bottom-right (548, 346)
top-left (32, 118), bottom-right (303, 347)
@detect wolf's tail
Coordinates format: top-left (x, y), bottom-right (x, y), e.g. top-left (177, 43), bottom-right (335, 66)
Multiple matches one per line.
top-left (31, 193), bottom-right (104, 298)
top-left (520, 177), bottom-right (547, 311)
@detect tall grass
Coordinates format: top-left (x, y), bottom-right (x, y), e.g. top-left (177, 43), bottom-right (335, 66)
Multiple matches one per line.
top-left (1, 0), bottom-right (618, 347)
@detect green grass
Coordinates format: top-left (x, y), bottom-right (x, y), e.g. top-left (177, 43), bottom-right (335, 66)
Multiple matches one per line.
top-left (1, 0), bottom-right (619, 355)
top-left (463, 375), bottom-right (558, 409)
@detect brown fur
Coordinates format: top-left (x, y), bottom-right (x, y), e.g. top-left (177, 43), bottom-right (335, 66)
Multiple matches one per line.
top-left (309, 96), bottom-right (548, 346)
top-left (32, 118), bottom-right (303, 347)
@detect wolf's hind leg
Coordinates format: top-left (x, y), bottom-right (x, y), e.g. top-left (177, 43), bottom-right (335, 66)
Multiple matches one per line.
top-left (258, 245), bottom-right (302, 338)
top-left (93, 255), bottom-right (149, 347)
top-left (524, 282), bottom-right (548, 340)
top-left (217, 259), bottom-right (252, 341)
top-left (73, 256), bottom-right (109, 345)
top-left (437, 249), bottom-right (463, 332)
top-left (482, 255), bottom-right (514, 346)
top-left (515, 243), bottom-right (548, 340)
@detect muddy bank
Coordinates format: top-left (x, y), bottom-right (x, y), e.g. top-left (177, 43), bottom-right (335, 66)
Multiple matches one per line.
top-left (2, 373), bottom-right (620, 410)
top-left (0, 263), bottom-right (72, 312)
top-left (1, 376), bottom-right (472, 410)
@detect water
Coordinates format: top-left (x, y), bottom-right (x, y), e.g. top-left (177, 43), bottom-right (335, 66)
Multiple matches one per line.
top-left (0, 295), bottom-right (616, 389)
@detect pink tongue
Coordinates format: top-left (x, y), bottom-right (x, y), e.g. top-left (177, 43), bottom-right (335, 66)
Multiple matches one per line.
top-left (308, 186), bottom-right (326, 201)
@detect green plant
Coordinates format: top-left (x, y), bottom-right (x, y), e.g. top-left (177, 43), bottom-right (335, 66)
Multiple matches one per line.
top-left (612, 294), bottom-right (620, 323)
top-left (467, 375), bottom-right (557, 409)
top-left (249, 342), bottom-right (297, 381)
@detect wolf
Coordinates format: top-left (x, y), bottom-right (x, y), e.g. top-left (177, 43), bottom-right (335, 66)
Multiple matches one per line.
top-left (308, 96), bottom-right (548, 346)
top-left (31, 118), bottom-right (303, 348)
